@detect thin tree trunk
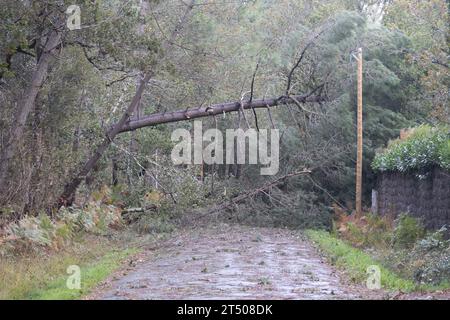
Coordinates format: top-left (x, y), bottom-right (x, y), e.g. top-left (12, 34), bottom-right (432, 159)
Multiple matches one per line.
top-left (23, 100), bottom-right (44, 215)
top-left (0, 28), bottom-right (62, 190)
top-left (57, 73), bottom-right (153, 208)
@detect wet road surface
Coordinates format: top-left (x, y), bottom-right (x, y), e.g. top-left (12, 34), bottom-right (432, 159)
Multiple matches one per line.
top-left (90, 224), bottom-right (377, 300)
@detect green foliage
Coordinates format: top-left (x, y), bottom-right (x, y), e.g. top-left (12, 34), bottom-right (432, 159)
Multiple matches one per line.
top-left (0, 0), bottom-right (448, 271)
top-left (438, 139), bottom-right (450, 169)
top-left (372, 125), bottom-right (450, 173)
top-left (385, 226), bottom-right (450, 286)
top-left (410, 227), bottom-right (450, 285)
top-left (392, 214), bottom-right (426, 249)
top-left (311, 226), bottom-right (450, 290)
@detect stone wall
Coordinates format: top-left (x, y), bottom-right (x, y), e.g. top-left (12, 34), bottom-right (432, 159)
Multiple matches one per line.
top-left (374, 167), bottom-right (450, 231)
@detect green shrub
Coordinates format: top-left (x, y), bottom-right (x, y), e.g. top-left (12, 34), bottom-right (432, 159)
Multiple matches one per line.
top-left (438, 139), bottom-right (450, 169)
top-left (329, 211), bottom-right (450, 287)
top-left (372, 125), bottom-right (450, 173)
top-left (392, 214), bottom-right (426, 249)
top-left (411, 227), bottom-right (450, 285)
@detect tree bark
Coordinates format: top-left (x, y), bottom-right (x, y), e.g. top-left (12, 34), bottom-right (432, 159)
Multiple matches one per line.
top-left (0, 28), bottom-right (62, 191)
top-left (112, 157), bottom-right (119, 186)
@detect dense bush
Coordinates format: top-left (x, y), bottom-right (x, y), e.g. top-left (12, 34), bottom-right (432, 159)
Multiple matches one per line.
top-left (412, 227), bottom-right (450, 285)
top-left (372, 125), bottom-right (450, 173)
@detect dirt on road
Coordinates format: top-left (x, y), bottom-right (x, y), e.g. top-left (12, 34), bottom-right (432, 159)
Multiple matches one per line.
top-left (88, 224), bottom-right (383, 300)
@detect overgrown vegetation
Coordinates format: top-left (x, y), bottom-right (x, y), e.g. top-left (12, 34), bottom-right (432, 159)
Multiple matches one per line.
top-left (1, 0), bottom-right (448, 226)
top-left (0, 184), bottom-right (176, 299)
top-left (372, 125), bottom-right (450, 173)
top-left (326, 210), bottom-right (450, 288)
top-left (1, 189), bottom-right (123, 256)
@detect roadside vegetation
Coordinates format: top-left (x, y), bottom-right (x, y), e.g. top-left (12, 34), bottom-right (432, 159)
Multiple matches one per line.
top-left (307, 210), bottom-right (450, 292)
top-left (0, 186), bottom-right (175, 300)
top-left (0, 238), bottom-right (137, 300)
top-left (306, 229), bottom-right (416, 292)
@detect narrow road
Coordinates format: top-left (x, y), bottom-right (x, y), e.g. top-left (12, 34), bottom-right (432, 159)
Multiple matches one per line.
top-left (90, 224), bottom-right (377, 300)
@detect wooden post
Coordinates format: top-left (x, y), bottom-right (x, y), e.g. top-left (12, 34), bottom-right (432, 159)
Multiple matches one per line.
top-left (356, 48), bottom-right (363, 217)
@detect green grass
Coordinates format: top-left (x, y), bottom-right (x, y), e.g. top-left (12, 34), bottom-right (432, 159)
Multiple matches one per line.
top-left (26, 248), bottom-right (138, 300)
top-left (0, 236), bottom-right (140, 300)
top-left (305, 229), bottom-right (417, 292)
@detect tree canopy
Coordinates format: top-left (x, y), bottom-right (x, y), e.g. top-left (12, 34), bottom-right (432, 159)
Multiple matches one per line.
top-left (0, 0), bottom-right (448, 228)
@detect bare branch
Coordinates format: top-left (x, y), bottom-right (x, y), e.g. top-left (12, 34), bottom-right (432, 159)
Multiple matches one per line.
top-left (249, 62), bottom-right (260, 131)
top-left (285, 29), bottom-right (327, 95)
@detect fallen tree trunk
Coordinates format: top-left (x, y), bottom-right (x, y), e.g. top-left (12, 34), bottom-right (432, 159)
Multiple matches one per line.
top-left (56, 92), bottom-right (322, 210)
top-left (119, 94), bottom-right (324, 133)
top-left (54, 0), bottom-right (199, 211)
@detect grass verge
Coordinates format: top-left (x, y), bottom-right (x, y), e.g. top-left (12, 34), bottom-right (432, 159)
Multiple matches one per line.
top-left (305, 229), bottom-right (417, 292)
top-left (0, 235), bottom-right (139, 300)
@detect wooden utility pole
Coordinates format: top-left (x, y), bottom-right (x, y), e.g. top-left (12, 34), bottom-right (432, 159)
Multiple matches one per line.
top-left (356, 47), bottom-right (363, 217)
